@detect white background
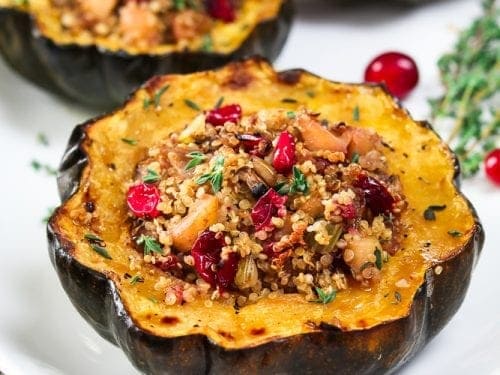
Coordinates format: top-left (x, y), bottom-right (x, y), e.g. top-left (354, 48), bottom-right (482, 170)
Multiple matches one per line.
top-left (0, 0), bottom-right (499, 373)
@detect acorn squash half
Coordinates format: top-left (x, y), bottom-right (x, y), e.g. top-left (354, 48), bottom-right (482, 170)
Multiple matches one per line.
top-left (0, 0), bottom-right (292, 108)
top-left (48, 57), bottom-right (483, 374)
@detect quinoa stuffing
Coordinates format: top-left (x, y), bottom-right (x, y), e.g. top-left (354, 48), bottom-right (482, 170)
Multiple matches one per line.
top-left (125, 105), bottom-right (407, 306)
top-left (52, 0), bottom-right (238, 49)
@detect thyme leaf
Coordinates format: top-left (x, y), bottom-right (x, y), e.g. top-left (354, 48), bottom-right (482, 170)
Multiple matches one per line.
top-left (130, 275), bottom-right (144, 285)
top-left (184, 99), bottom-right (201, 111)
top-left (143, 169), bottom-right (160, 183)
top-left (185, 151), bottom-right (206, 170)
top-left (91, 244), bottom-right (112, 260)
top-left (374, 247), bottom-right (383, 270)
top-left (290, 166), bottom-right (309, 194)
top-left (144, 85), bottom-right (170, 109)
top-left (423, 204), bottom-right (447, 221)
top-left (311, 287), bottom-right (336, 305)
top-left (448, 229), bottom-right (463, 237)
top-left (121, 138), bottom-right (137, 145)
top-left (137, 235), bottom-right (164, 256)
top-left (36, 132), bottom-right (49, 146)
top-left (352, 105), bottom-right (360, 121)
top-left (214, 96), bottom-right (224, 109)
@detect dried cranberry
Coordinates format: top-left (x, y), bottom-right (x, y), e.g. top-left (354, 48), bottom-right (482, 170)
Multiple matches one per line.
top-left (251, 189), bottom-right (288, 231)
top-left (158, 255), bottom-right (179, 272)
top-left (206, 104), bottom-right (242, 126)
top-left (485, 149), bottom-right (500, 186)
top-left (364, 52), bottom-right (419, 99)
top-left (237, 134), bottom-right (271, 156)
top-left (127, 183), bottom-right (160, 218)
top-left (354, 175), bottom-right (395, 215)
top-left (206, 0), bottom-right (236, 22)
top-left (191, 230), bottom-right (238, 291)
top-left (272, 131), bottom-right (296, 174)
top-left (313, 157), bottom-right (331, 174)
top-left (262, 241), bottom-right (276, 258)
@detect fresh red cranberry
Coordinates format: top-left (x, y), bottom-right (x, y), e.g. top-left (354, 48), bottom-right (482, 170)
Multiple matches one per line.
top-left (191, 230), bottom-right (238, 291)
top-left (127, 183), bottom-right (160, 218)
top-left (206, 104), bottom-right (242, 126)
top-left (251, 189), bottom-right (288, 231)
top-left (273, 131), bottom-right (296, 174)
top-left (206, 0), bottom-right (236, 22)
top-left (485, 149), bottom-right (500, 186)
top-left (237, 134), bottom-right (271, 156)
top-left (364, 52), bottom-right (419, 99)
top-left (354, 175), bottom-right (395, 215)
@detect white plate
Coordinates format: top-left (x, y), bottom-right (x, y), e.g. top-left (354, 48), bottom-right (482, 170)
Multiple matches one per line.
top-left (0, 0), bottom-right (498, 373)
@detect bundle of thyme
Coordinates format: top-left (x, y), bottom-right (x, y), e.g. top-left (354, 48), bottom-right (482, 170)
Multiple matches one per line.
top-left (429, 0), bottom-right (499, 177)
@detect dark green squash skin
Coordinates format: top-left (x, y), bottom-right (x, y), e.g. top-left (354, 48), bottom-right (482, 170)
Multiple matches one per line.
top-left (47, 66), bottom-right (484, 374)
top-left (0, 2), bottom-right (293, 109)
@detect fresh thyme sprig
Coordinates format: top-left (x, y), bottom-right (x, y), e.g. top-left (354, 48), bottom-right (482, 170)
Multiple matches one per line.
top-left (196, 155), bottom-right (225, 192)
top-left (429, 0), bottom-right (499, 177)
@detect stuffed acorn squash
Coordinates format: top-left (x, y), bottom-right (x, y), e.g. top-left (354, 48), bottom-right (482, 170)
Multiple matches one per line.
top-left (0, 0), bottom-right (291, 108)
top-left (48, 57), bottom-right (483, 374)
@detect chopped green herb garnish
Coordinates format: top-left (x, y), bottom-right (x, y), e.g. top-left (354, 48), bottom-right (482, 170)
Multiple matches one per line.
top-left (143, 85), bottom-right (170, 109)
top-left (147, 297), bottom-right (158, 304)
top-left (84, 233), bottom-right (103, 242)
top-left (91, 244), bottom-right (112, 260)
top-left (351, 152), bottom-right (360, 164)
top-left (121, 138), bottom-right (137, 145)
top-left (306, 90), bottom-right (316, 98)
top-left (130, 275), bottom-right (144, 285)
top-left (15, 0), bottom-right (29, 6)
top-left (185, 151), bottom-right (206, 170)
top-left (137, 235), bottom-right (164, 256)
top-left (429, 0), bottom-right (499, 178)
top-left (352, 105), bottom-right (360, 121)
top-left (274, 167), bottom-right (309, 195)
top-left (36, 132), bottom-right (49, 146)
top-left (290, 166), bottom-right (309, 194)
top-left (153, 85), bottom-right (170, 107)
top-left (393, 291), bottom-right (402, 304)
top-left (184, 99), bottom-right (201, 111)
top-left (214, 96), bottom-right (224, 109)
top-left (448, 229), bottom-right (463, 237)
top-left (173, 0), bottom-right (185, 10)
top-left (275, 181), bottom-right (290, 195)
top-left (196, 155), bottom-right (224, 193)
top-left (31, 160), bottom-right (41, 171)
top-left (311, 287), bottom-right (336, 305)
top-left (143, 169), bottom-right (160, 183)
top-left (281, 97), bottom-right (298, 103)
top-left (423, 204), bottom-right (447, 221)
top-left (374, 248), bottom-right (383, 270)
top-left (286, 111), bottom-right (296, 119)
top-left (31, 160), bottom-right (57, 176)
top-left (201, 34), bottom-right (213, 52)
